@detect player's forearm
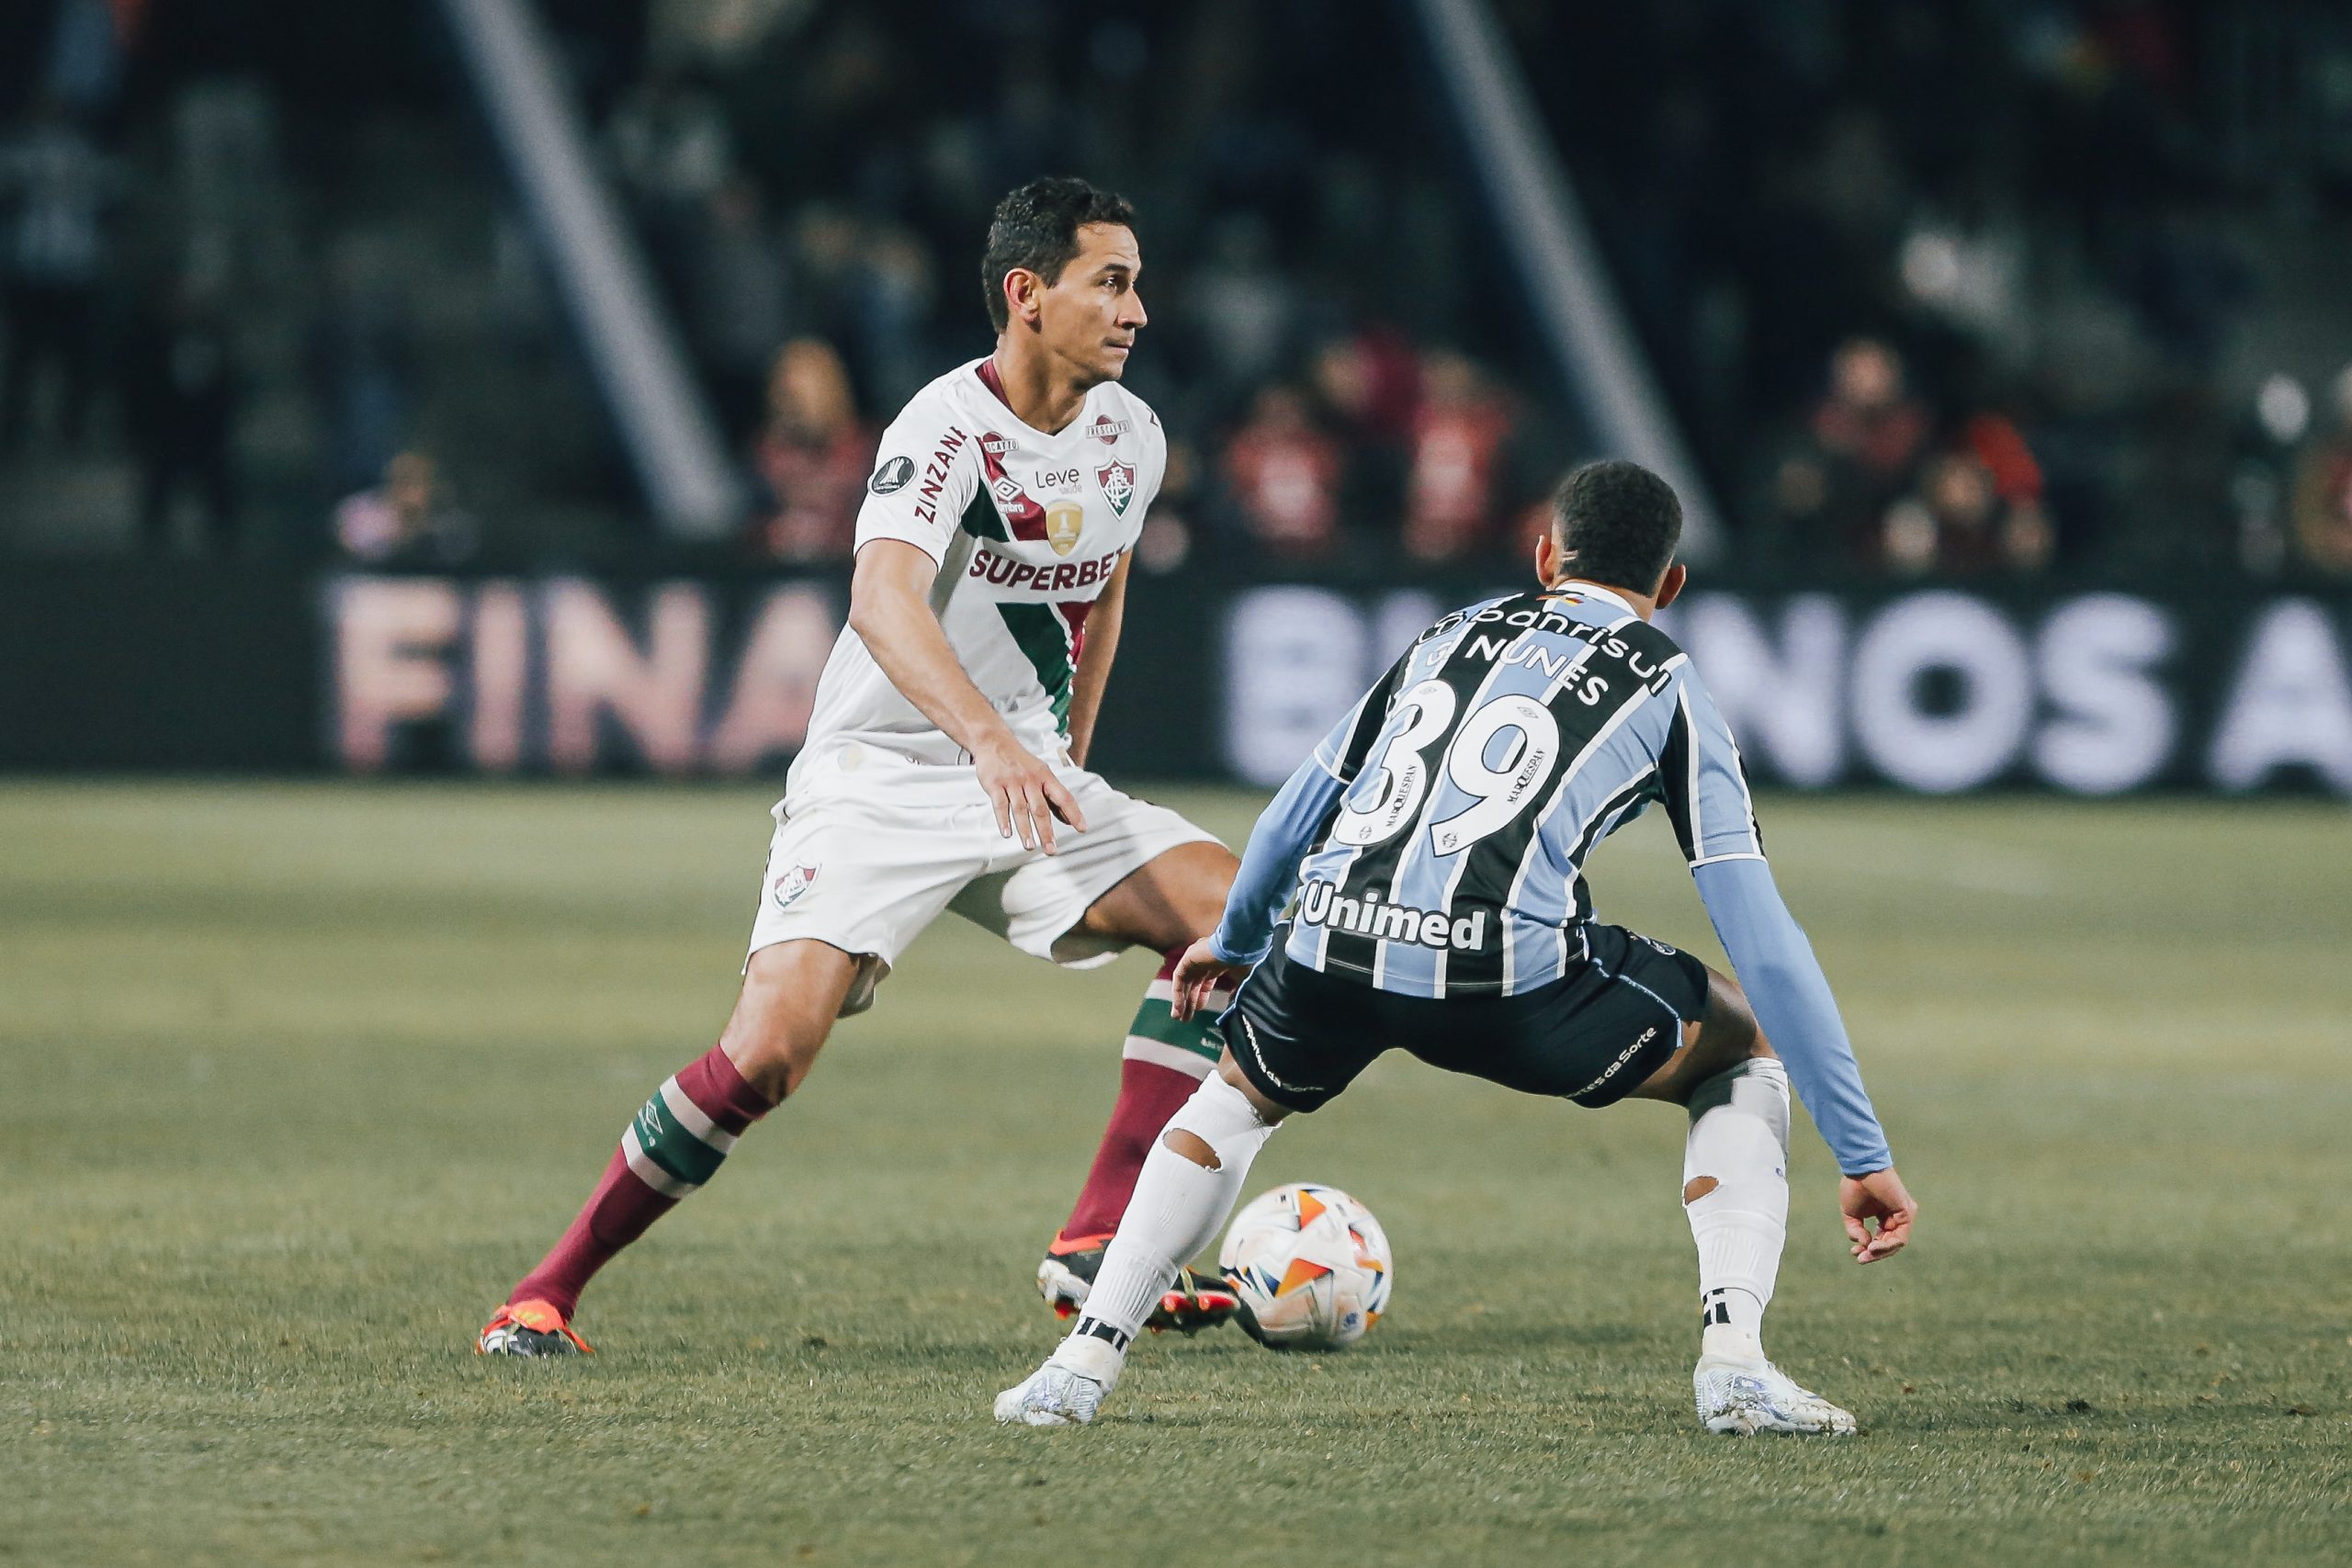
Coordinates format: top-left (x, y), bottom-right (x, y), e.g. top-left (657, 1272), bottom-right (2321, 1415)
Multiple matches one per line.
top-left (848, 571), bottom-right (1025, 762)
top-left (1692, 858), bottom-right (1893, 1177)
top-left (1210, 760), bottom-right (1345, 965)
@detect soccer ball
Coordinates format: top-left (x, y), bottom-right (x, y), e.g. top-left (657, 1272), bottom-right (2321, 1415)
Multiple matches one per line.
top-left (1217, 1181), bottom-right (1392, 1350)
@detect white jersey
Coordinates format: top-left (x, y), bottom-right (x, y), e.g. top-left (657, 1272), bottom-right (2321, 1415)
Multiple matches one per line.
top-left (789, 356), bottom-right (1167, 796)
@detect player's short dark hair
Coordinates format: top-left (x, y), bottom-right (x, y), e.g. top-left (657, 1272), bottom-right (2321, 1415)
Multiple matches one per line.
top-left (980, 177), bottom-right (1137, 333)
top-left (1550, 459), bottom-right (1683, 592)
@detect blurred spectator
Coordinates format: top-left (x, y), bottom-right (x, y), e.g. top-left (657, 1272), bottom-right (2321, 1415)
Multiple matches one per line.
top-left (1401, 350), bottom-right (1515, 563)
top-left (1897, 180), bottom-right (2032, 374)
top-left (1223, 384), bottom-right (1344, 559)
top-left (746, 338), bottom-right (872, 562)
top-left (607, 70), bottom-right (735, 307)
top-left (2290, 367), bottom-right (2352, 577)
top-left (689, 176), bottom-right (789, 443)
top-left (1812, 338), bottom-right (1932, 493)
top-left (43, 0), bottom-right (127, 118)
top-left (1311, 326), bottom-right (1422, 448)
top-left (0, 97), bottom-right (111, 451)
top-left (1883, 451), bottom-right (2051, 578)
top-left (1184, 215), bottom-right (1296, 396)
top-left (335, 451), bottom-right (476, 565)
top-left (121, 282), bottom-right (238, 554)
top-left (1958, 410), bottom-right (2052, 556)
top-left (2129, 209), bottom-right (2251, 374)
top-left (2230, 373), bottom-right (2310, 576)
top-left (1796, 337), bottom-right (1934, 562)
top-left (1134, 439), bottom-right (1201, 574)
top-left (311, 248), bottom-right (415, 502)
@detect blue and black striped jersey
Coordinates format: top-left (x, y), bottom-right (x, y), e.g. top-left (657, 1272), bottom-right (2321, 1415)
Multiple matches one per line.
top-left (1209, 578), bottom-right (1894, 1174)
top-left (1280, 581), bottom-right (1764, 999)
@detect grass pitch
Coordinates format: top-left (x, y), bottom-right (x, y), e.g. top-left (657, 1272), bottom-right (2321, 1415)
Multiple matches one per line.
top-left (3, 781), bottom-right (2348, 1567)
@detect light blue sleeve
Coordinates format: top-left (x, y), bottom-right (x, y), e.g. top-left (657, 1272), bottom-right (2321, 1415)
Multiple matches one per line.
top-left (1207, 753), bottom-right (1346, 965)
top-left (1692, 857), bottom-right (1893, 1177)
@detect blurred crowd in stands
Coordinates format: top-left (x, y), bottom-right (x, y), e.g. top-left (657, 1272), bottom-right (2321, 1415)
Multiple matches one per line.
top-left (3, 0), bottom-right (2351, 582)
top-left (1510, 0), bottom-right (2352, 580)
top-left (589, 0), bottom-right (1572, 572)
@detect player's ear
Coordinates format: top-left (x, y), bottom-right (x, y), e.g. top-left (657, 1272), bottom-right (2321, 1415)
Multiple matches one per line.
top-left (1534, 528), bottom-right (1559, 586)
top-left (1655, 561), bottom-right (1688, 609)
top-left (1002, 266), bottom-right (1044, 330)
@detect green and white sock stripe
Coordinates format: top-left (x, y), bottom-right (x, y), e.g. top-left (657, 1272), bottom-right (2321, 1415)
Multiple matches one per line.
top-left (1121, 976), bottom-right (1230, 1077)
top-left (620, 1077), bottom-right (741, 1199)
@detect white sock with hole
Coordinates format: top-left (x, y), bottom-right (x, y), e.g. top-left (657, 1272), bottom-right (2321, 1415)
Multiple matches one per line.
top-left (1065, 1074), bottom-right (1277, 1352)
top-left (1682, 1057), bottom-right (1791, 1360)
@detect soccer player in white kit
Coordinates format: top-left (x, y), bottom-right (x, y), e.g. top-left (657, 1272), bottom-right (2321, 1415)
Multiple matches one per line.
top-left (479, 179), bottom-right (1243, 1356)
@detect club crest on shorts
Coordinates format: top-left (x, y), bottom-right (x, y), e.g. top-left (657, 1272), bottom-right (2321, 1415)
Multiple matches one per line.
top-left (1046, 499), bottom-right (1085, 557)
top-left (1096, 459), bottom-right (1136, 517)
top-left (771, 863), bottom-right (820, 910)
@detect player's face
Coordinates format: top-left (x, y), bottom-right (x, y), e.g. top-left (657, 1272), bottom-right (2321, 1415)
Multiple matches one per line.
top-left (1041, 223), bottom-right (1147, 384)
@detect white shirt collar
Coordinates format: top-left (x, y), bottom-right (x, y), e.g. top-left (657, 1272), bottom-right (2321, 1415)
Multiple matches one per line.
top-left (1557, 580), bottom-right (1639, 615)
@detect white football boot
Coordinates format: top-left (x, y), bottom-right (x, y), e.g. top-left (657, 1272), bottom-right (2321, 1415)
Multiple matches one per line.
top-left (1693, 1343), bottom-right (1857, 1436)
top-left (993, 1333), bottom-right (1125, 1427)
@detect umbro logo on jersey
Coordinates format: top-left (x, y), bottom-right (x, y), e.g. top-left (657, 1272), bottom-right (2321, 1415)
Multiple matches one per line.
top-left (991, 476), bottom-right (1026, 505)
top-left (1297, 880), bottom-right (1487, 951)
top-left (869, 456), bottom-right (914, 494)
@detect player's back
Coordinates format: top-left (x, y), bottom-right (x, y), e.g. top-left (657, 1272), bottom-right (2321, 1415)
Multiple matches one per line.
top-left (1285, 581), bottom-right (1740, 999)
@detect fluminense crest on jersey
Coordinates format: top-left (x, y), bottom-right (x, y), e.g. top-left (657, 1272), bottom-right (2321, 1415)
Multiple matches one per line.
top-left (1097, 459), bottom-right (1136, 516)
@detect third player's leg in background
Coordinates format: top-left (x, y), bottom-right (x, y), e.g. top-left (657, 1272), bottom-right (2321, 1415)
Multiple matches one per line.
top-left (1037, 837), bottom-right (1243, 1325)
top-left (1041, 948), bottom-right (1231, 1270)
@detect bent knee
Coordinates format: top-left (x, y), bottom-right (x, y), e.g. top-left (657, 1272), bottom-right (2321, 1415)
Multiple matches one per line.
top-left (718, 1000), bottom-right (827, 1100)
top-left (1703, 973), bottom-right (1773, 1062)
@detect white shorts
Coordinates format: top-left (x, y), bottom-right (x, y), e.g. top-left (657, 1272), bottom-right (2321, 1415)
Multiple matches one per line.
top-left (745, 743), bottom-right (1220, 1016)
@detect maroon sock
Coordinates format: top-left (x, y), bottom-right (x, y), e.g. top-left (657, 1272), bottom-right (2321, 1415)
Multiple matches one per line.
top-left (1053, 948), bottom-right (1231, 1249)
top-left (508, 1043), bottom-right (775, 1319)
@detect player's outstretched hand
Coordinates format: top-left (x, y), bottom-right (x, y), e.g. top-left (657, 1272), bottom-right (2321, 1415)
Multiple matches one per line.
top-left (976, 738), bottom-right (1086, 855)
top-left (1840, 1168), bottom-right (1917, 1264)
top-left (1170, 936), bottom-right (1250, 1021)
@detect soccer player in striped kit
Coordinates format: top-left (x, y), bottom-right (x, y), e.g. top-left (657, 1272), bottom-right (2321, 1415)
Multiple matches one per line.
top-left (999, 459), bottom-right (1919, 1434)
top-left (479, 179), bottom-right (1240, 1356)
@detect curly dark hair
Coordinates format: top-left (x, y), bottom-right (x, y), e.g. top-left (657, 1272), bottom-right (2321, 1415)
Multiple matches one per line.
top-left (1550, 459), bottom-right (1683, 592)
top-left (979, 177), bottom-right (1138, 333)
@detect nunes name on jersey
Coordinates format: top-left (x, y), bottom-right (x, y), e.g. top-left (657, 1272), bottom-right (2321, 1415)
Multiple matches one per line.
top-left (1285, 581), bottom-right (1761, 999)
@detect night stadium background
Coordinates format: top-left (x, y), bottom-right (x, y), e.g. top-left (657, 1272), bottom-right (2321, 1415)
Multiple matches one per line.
top-left (5, 3), bottom-right (2348, 1563)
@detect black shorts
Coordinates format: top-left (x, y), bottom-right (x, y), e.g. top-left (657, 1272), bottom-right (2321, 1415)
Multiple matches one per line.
top-left (1223, 923), bottom-right (1711, 1114)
